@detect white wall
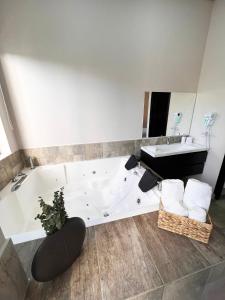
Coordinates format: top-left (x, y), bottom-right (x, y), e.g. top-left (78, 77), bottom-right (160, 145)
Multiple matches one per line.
top-left (0, 0), bottom-right (212, 148)
top-left (0, 87), bottom-right (18, 155)
top-left (190, 0), bottom-right (225, 188)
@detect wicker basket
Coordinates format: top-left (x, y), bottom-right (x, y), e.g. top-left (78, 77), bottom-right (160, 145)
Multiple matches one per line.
top-left (158, 201), bottom-right (213, 243)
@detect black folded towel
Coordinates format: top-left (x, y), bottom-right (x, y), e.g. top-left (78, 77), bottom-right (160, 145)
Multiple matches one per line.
top-left (125, 155), bottom-right (138, 170)
top-left (138, 169), bottom-right (159, 192)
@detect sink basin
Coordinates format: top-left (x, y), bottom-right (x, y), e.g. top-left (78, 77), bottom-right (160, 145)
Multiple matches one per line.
top-left (141, 143), bottom-right (208, 158)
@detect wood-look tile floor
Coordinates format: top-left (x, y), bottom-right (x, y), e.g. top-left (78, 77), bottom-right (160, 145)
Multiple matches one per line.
top-left (25, 212), bottom-right (225, 300)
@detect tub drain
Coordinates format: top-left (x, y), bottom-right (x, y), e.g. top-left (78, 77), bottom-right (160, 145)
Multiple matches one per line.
top-left (104, 212), bottom-right (109, 217)
top-left (137, 198), bottom-right (141, 204)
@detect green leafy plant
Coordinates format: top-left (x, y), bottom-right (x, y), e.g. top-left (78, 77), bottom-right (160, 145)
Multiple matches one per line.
top-left (35, 187), bottom-right (68, 235)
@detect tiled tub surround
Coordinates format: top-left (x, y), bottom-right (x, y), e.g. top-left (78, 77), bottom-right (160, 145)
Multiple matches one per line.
top-left (22, 136), bottom-right (182, 166)
top-left (0, 150), bottom-right (24, 190)
top-left (0, 136), bottom-right (182, 190)
top-left (0, 228), bottom-right (28, 300)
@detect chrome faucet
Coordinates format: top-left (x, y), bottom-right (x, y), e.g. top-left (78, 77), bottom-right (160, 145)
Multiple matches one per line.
top-left (11, 175), bottom-right (18, 183)
top-left (11, 172), bottom-right (26, 183)
top-left (28, 156), bottom-right (35, 169)
top-left (166, 137), bottom-right (170, 145)
top-left (11, 174), bottom-right (27, 192)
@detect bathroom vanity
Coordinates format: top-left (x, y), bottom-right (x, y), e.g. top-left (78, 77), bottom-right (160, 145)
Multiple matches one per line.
top-left (141, 143), bottom-right (208, 179)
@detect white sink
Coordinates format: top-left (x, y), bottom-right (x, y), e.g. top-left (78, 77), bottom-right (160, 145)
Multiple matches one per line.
top-left (141, 143), bottom-right (208, 158)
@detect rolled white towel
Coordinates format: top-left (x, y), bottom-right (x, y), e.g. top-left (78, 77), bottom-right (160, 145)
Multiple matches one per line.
top-left (164, 201), bottom-right (188, 217)
top-left (189, 207), bottom-right (207, 223)
top-left (183, 179), bottom-right (212, 211)
top-left (161, 179), bottom-right (184, 208)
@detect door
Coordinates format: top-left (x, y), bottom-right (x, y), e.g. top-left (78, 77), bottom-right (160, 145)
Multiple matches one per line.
top-left (148, 92), bottom-right (171, 137)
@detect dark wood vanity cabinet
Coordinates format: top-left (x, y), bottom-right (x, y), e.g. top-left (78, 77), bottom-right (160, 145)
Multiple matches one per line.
top-left (140, 150), bottom-right (208, 179)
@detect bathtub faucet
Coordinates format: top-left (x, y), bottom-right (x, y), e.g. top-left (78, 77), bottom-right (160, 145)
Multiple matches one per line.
top-left (11, 172), bottom-right (26, 183)
top-left (11, 175), bottom-right (18, 183)
top-left (11, 174), bottom-right (27, 192)
top-left (28, 156), bottom-right (35, 169)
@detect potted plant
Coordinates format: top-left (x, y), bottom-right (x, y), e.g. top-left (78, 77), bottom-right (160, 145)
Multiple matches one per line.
top-left (31, 187), bottom-right (86, 282)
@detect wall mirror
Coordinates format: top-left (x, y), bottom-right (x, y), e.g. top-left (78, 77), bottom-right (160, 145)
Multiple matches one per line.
top-left (142, 92), bottom-right (196, 138)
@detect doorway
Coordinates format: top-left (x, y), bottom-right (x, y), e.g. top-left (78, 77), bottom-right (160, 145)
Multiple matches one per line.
top-left (148, 92), bottom-right (171, 137)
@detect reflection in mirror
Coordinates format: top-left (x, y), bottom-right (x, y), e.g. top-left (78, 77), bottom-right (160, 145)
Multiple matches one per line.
top-left (142, 92), bottom-right (196, 138)
top-left (142, 92), bottom-right (150, 138)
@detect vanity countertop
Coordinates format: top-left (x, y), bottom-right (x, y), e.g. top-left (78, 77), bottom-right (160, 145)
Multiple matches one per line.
top-left (141, 142), bottom-right (208, 158)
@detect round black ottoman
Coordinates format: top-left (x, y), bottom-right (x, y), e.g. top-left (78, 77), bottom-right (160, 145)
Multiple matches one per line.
top-left (31, 217), bottom-right (86, 282)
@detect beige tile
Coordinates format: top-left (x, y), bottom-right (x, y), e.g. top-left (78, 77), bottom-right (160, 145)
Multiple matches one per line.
top-left (49, 146), bottom-right (67, 164)
top-left (190, 228), bottom-right (225, 265)
top-left (129, 287), bottom-right (164, 300)
top-left (162, 269), bottom-right (210, 300)
top-left (134, 139), bottom-right (142, 155)
top-left (25, 280), bottom-right (55, 300)
top-left (0, 166), bottom-right (9, 190)
top-left (35, 148), bottom-right (50, 165)
top-left (102, 140), bottom-right (135, 158)
top-left (0, 150), bottom-right (24, 190)
top-left (15, 238), bottom-right (44, 279)
top-left (25, 227), bottom-right (102, 300)
top-left (202, 260), bottom-right (225, 300)
top-left (70, 227), bottom-right (102, 300)
top-left (0, 239), bottom-right (28, 300)
top-left (208, 260), bottom-right (225, 281)
top-left (40, 145), bottom-right (86, 164)
top-left (140, 137), bottom-right (159, 147)
top-left (84, 143), bottom-right (103, 160)
top-left (0, 228), bottom-right (6, 248)
top-left (70, 144), bottom-right (85, 161)
top-left (95, 218), bottom-right (162, 300)
top-left (23, 148), bottom-right (40, 166)
top-left (20, 213), bottom-right (225, 300)
top-left (20, 136), bottom-right (182, 168)
top-left (134, 213), bottom-right (209, 283)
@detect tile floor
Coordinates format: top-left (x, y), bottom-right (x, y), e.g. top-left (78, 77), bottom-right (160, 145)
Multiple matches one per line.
top-left (14, 210), bottom-right (225, 300)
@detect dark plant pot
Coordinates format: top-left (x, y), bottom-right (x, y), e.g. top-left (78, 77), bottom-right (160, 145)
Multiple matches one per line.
top-left (31, 217), bottom-right (86, 282)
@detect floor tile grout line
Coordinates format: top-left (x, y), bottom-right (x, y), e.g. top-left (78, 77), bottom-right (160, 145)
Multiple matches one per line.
top-left (124, 284), bottom-right (165, 300)
top-left (95, 217), bottom-right (164, 300)
top-left (189, 228), bottom-right (225, 265)
top-left (161, 255), bottom-right (225, 286)
top-left (23, 214), bottom-right (225, 299)
top-left (131, 216), bottom-right (165, 286)
top-left (124, 258), bottom-right (225, 300)
top-left (94, 225), bottom-right (105, 300)
top-left (132, 215), bottom-right (225, 287)
top-left (189, 238), bottom-right (216, 265)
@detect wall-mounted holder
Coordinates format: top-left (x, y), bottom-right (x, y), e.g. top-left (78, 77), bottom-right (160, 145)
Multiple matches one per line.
top-left (171, 112), bottom-right (183, 135)
top-left (202, 112), bottom-right (217, 149)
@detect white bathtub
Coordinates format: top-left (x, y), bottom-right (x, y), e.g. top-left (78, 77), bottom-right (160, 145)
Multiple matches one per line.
top-left (0, 156), bottom-right (161, 244)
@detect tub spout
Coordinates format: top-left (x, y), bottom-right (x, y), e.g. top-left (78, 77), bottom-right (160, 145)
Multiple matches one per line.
top-left (11, 174), bottom-right (27, 192)
top-left (28, 157), bottom-right (35, 169)
top-left (11, 172), bottom-right (25, 183)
